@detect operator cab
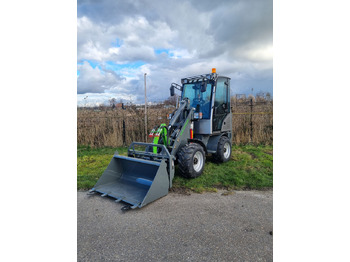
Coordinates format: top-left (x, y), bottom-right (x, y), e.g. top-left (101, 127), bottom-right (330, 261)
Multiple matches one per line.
top-left (182, 80), bottom-right (212, 119)
top-left (170, 69), bottom-right (231, 135)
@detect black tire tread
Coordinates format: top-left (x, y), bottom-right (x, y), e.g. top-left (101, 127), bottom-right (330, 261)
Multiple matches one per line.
top-left (213, 136), bottom-right (231, 163)
top-left (177, 143), bottom-right (205, 178)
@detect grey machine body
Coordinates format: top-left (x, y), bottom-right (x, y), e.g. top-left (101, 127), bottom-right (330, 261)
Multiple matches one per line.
top-left (89, 71), bottom-right (233, 209)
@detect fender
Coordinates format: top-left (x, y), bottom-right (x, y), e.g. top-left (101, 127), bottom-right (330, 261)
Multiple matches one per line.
top-left (188, 139), bottom-right (208, 155)
top-left (206, 133), bottom-right (229, 154)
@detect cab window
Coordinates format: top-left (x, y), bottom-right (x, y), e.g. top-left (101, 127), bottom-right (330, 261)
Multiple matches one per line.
top-left (182, 82), bottom-right (212, 119)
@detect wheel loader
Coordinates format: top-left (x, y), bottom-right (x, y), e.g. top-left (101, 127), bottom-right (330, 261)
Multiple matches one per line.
top-left (89, 68), bottom-right (232, 209)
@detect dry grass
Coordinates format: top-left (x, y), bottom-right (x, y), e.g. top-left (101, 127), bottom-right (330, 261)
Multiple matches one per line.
top-left (231, 95), bottom-right (273, 145)
top-left (77, 96), bottom-right (273, 147)
top-left (77, 105), bottom-right (173, 147)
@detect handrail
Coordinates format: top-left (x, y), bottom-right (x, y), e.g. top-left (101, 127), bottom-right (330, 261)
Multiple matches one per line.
top-left (128, 142), bottom-right (172, 159)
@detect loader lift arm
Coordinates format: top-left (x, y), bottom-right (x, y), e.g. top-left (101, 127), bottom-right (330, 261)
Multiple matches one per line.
top-left (165, 99), bottom-right (196, 150)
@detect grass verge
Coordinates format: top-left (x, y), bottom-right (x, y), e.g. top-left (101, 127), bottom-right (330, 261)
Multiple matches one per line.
top-left (77, 144), bottom-right (273, 192)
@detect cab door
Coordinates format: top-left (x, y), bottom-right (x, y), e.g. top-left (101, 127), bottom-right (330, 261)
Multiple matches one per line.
top-left (212, 77), bottom-right (230, 132)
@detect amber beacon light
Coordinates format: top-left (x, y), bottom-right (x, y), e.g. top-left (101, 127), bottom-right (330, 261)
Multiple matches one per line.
top-left (212, 68), bottom-right (216, 73)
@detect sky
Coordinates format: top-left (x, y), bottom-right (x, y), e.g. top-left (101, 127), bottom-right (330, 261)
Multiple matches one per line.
top-left (77, 0), bottom-right (273, 107)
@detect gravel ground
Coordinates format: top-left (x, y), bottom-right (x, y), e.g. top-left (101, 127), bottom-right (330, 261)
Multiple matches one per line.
top-left (78, 190), bottom-right (273, 262)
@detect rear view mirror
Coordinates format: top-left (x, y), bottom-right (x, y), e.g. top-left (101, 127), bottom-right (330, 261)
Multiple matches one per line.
top-left (170, 83), bottom-right (182, 96)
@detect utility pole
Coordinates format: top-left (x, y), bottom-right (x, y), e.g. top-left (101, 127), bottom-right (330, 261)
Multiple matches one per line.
top-left (250, 88), bottom-right (254, 143)
top-left (84, 96), bottom-right (88, 108)
top-left (250, 97), bottom-right (253, 143)
top-left (144, 73), bottom-right (148, 142)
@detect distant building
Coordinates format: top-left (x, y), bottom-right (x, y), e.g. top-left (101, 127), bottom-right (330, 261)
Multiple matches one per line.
top-left (115, 103), bottom-right (125, 109)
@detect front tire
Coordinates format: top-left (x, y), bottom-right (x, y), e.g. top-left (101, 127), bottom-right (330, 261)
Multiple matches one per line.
top-left (177, 143), bottom-right (205, 178)
top-left (213, 136), bottom-right (232, 163)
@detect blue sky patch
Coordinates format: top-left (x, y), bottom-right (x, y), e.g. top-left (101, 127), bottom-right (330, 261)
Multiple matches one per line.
top-left (77, 60), bottom-right (104, 75)
top-left (111, 38), bottom-right (123, 47)
top-left (154, 48), bottom-right (173, 56)
top-left (78, 59), bottom-right (101, 69)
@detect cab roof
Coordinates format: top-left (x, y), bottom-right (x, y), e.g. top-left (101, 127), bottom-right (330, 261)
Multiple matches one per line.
top-left (181, 73), bottom-right (230, 84)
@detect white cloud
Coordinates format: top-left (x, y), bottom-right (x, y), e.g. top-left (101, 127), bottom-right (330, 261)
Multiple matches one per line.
top-left (77, 0), bottom-right (273, 104)
top-left (77, 92), bottom-right (137, 107)
top-left (78, 15), bottom-right (177, 63)
top-left (77, 61), bottom-right (124, 93)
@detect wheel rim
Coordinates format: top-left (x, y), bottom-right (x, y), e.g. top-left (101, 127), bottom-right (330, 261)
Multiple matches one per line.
top-left (193, 151), bottom-right (204, 172)
top-left (223, 142), bottom-right (231, 159)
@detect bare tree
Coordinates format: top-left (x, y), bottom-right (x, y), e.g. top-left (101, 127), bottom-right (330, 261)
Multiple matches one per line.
top-left (109, 98), bottom-right (116, 109)
top-left (163, 95), bottom-right (178, 106)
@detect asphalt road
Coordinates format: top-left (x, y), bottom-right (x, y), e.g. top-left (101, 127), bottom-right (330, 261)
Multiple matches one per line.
top-left (78, 190), bottom-right (273, 262)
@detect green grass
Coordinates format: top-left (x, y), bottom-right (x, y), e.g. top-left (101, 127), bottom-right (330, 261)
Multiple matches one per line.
top-left (77, 144), bottom-right (273, 192)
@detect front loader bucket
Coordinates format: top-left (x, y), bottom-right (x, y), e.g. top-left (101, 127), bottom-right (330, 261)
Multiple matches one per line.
top-left (92, 155), bottom-right (170, 208)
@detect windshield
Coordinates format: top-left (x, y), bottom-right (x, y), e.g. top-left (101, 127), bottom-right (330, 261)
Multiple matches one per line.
top-left (182, 82), bottom-right (212, 119)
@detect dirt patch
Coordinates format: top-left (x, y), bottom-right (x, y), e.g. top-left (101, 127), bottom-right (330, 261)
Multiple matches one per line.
top-left (239, 187), bottom-right (273, 191)
top-left (221, 191), bottom-right (235, 196)
top-left (169, 187), bottom-right (192, 195)
top-left (248, 152), bottom-right (257, 159)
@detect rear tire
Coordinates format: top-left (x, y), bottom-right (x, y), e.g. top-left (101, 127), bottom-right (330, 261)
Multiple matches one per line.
top-left (213, 136), bottom-right (231, 163)
top-left (177, 143), bottom-right (205, 178)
